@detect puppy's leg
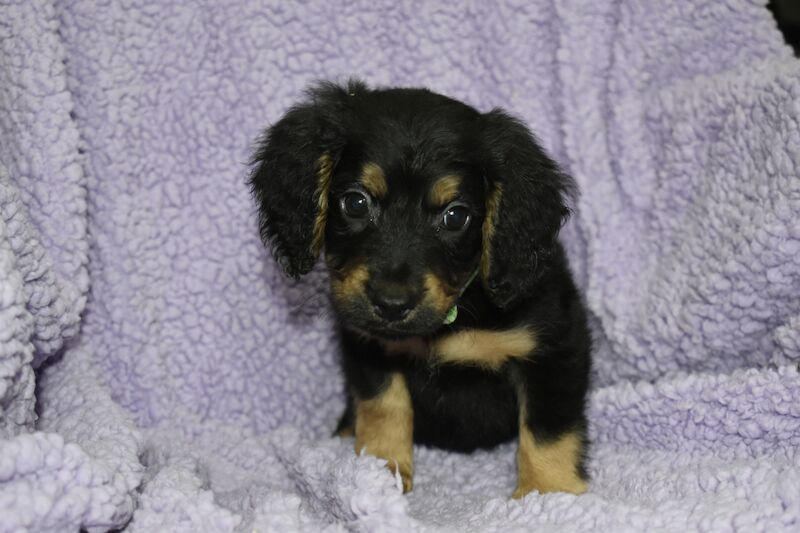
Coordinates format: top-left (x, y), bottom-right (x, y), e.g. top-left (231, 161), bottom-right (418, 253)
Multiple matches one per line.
top-left (511, 353), bottom-right (589, 498)
top-left (513, 411), bottom-right (587, 497)
top-left (354, 372), bottom-right (414, 492)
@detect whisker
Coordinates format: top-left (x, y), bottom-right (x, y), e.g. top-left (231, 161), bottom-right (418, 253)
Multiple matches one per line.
top-left (456, 301), bottom-right (479, 323)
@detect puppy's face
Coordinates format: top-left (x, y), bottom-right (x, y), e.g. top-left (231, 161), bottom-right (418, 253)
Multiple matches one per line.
top-left (251, 81), bottom-right (571, 336)
top-left (323, 145), bottom-right (486, 338)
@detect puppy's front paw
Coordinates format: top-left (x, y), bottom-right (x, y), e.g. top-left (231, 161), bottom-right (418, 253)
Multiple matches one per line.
top-left (386, 459), bottom-right (414, 493)
top-left (335, 425), bottom-right (355, 438)
top-left (512, 477), bottom-right (587, 499)
top-left (513, 430), bottom-right (588, 499)
top-left (354, 373), bottom-right (415, 494)
top-left (511, 485), bottom-right (530, 500)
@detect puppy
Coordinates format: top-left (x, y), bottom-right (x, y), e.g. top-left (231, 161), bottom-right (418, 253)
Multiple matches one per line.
top-left (250, 80), bottom-right (591, 498)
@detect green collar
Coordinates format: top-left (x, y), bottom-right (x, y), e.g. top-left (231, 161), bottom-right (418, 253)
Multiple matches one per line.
top-left (443, 266), bottom-right (481, 325)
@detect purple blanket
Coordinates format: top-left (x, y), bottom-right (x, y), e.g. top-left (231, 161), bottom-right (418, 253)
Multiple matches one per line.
top-left (2, 0), bottom-right (799, 531)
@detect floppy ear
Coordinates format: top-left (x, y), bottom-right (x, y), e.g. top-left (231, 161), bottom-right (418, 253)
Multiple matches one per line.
top-left (480, 109), bottom-right (573, 308)
top-left (249, 81), bottom-right (365, 277)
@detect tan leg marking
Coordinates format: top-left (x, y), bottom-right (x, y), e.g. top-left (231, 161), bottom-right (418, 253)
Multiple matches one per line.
top-left (514, 409), bottom-right (587, 497)
top-left (360, 162), bottom-right (388, 199)
top-left (311, 153), bottom-right (334, 255)
top-left (335, 424), bottom-right (355, 438)
top-left (432, 328), bottom-right (536, 370)
top-left (355, 373), bottom-right (414, 492)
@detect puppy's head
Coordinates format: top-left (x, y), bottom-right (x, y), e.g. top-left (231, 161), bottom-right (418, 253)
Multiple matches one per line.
top-left (250, 81), bottom-right (571, 338)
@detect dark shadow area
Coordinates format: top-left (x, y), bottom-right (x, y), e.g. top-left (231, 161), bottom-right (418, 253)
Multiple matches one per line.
top-left (769, 0), bottom-right (800, 55)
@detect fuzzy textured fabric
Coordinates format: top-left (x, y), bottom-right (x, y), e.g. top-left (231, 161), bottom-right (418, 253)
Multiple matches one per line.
top-left (1, 0), bottom-right (799, 531)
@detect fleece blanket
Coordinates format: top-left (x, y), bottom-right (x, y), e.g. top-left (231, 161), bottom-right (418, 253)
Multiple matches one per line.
top-left (1, 0), bottom-right (799, 531)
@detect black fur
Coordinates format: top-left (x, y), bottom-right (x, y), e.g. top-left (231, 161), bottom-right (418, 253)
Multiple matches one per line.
top-left (250, 81), bottom-right (361, 277)
top-left (250, 80), bottom-right (591, 483)
top-left (480, 110), bottom-right (573, 308)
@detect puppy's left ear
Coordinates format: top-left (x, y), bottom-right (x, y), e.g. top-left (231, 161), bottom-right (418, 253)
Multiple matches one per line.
top-left (480, 109), bottom-right (573, 308)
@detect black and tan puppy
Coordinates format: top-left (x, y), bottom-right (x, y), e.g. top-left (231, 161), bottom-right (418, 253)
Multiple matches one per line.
top-left (250, 80), bottom-right (591, 498)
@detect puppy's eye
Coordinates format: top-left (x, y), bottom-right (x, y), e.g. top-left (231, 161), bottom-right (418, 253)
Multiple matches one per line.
top-left (442, 205), bottom-right (470, 231)
top-left (341, 191), bottom-right (371, 218)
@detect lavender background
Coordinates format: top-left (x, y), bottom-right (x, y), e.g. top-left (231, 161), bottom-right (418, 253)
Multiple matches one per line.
top-left (1, 0), bottom-right (799, 531)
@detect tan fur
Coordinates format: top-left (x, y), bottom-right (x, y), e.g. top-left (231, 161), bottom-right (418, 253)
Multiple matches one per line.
top-left (311, 154), bottom-right (334, 255)
top-left (422, 272), bottom-right (457, 314)
top-left (335, 425), bottom-right (355, 438)
top-left (429, 175), bottom-right (462, 207)
top-left (360, 162), bottom-right (388, 199)
top-left (481, 185), bottom-right (503, 280)
top-left (513, 406), bottom-right (587, 497)
top-left (355, 373), bottom-right (414, 492)
top-left (331, 263), bottom-right (369, 303)
top-left (432, 328), bottom-right (536, 370)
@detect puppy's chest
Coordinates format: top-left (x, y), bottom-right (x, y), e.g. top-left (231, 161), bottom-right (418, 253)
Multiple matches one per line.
top-left (380, 326), bottom-right (537, 371)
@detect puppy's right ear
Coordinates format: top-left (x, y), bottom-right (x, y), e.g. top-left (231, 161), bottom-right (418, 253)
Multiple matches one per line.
top-left (250, 81), bottom-right (364, 277)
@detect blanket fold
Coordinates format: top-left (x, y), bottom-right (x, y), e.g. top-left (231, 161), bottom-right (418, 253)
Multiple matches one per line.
top-left (1, 0), bottom-right (798, 531)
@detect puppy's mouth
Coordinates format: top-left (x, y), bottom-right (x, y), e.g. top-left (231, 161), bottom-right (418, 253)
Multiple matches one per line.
top-left (328, 267), bottom-right (461, 340)
top-left (362, 325), bottom-right (418, 341)
top-left (337, 303), bottom-right (448, 340)
top-left (361, 319), bottom-right (432, 340)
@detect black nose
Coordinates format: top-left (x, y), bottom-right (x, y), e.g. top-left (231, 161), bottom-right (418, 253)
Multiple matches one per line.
top-left (366, 279), bottom-right (419, 322)
top-left (370, 293), bottom-right (414, 321)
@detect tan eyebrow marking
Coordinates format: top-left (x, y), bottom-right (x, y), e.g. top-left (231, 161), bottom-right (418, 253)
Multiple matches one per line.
top-left (429, 175), bottom-right (462, 207)
top-left (359, 162), bottom-right (388, 198)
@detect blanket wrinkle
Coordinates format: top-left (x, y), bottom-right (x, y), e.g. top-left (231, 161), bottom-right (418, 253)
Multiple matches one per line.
top-left (1, 0), bottom-right (799, 531)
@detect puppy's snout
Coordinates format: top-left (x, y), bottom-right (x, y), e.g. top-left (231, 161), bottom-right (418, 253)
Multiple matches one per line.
top-left (367, 282), bottom-right (419, 322)
top-left (372, 294), bottom-right (413, 321)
